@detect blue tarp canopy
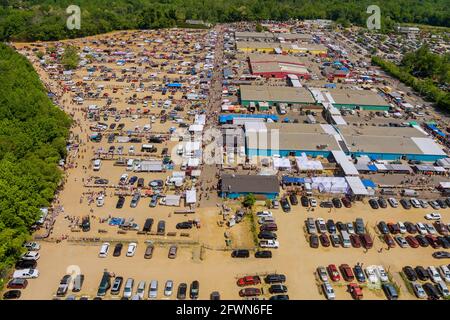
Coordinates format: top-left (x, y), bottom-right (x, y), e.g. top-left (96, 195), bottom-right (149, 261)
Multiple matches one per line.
top-left (362, 179), bottom-right (376, 188)
top-left (282, 176), bottom-right (305, 184)
top-left (167, 83), bottom-right (182, 88)
top-left (367, 164), bottom-right (378, 172)
top-left (219, 114), bottom-right (279, 124)
top-left (426, 123), bottom-right (446, 138)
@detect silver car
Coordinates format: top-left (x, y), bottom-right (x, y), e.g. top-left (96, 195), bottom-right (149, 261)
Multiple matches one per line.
top-left (148, 280), bottom-right (158, 299)
top-left (164, 280), bottom-right (174, 296)
top-left (412, 282), bottom-right (426, 299)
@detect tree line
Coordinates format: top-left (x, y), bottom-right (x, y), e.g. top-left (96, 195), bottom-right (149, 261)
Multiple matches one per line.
top-left (0, 0), bottom-right (449, 41)
top-left (0, 44), bottom-right (71, 287)
top-left (372, 49), bottom-right (450, 111)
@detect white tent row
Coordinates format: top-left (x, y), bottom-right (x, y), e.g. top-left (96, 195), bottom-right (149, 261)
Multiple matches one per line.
top-left (307, 177), bottom-right (349, 194)
top-left (189, 124), bottom-right (204, 133)
top-left (186, 188), bottom-right (197, 204)
top-left (295, 153), bottom-right (324, 171)
top-left (273, 157), bottom-right (291, 170)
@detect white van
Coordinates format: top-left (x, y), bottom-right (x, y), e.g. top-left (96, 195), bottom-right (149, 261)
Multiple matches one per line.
top-left (123, 278), bottom-right (134, 298)
top-left (435, 281), bottom-right (450, 297)
top-left (93, 159), bottom-right (102, 171)
top-left (127, 159), bottom-right (135, 171)
top-left (98, 242), bottom-right (110, 258)
top-left (148, 280), bottom-right (158, 299)
top-left (341, 231), bottom-right (351, 248)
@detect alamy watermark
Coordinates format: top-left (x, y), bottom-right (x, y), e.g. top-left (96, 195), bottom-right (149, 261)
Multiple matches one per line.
top-left (66, 5), bottom-right (81, 30)
top-left (366, 5), bottom-right (381, 30)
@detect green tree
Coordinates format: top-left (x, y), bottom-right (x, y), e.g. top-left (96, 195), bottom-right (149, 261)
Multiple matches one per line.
top-left (242, 193), bottom-right (256, 208)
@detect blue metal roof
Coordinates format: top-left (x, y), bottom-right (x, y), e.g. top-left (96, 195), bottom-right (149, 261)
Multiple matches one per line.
top-left (361, 179), bottom-right (376, 188)
top-left (282, 176), bottom-right (305, 184)
top-left (219, 114), bottom-right (279, 124)
top-left (367, 164), bottom-right (378, 172)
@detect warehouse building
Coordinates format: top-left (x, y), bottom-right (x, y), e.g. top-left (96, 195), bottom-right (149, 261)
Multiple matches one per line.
top-left (235, 32), bottom-right (312, 43)
top-left (236, 41), bottom-right (327, 55)
top-left (219, 174), bottom-right (280, 199)
top-left (244, 122), bottom-right (447, 161)
top-left (240, 85), bottom-right (316, 107)
top-left (248, 53), bottom-right (310, 79)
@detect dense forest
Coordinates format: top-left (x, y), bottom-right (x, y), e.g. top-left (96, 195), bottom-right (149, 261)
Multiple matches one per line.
top-left (0, 0), bottom-right (449, 41)
top-left (372, 46), bottom-right (450, 111)
top-left (0, 44), bottom-right (71, 285)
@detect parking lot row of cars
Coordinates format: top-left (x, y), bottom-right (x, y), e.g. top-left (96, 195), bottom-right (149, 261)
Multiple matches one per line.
top-left (317, 264), bottom-right (399, 300)
top-left (306, 217), bottom-right (373, 249)
top-left (377, 220), bottom-right (450, 249)
top-left (369, 197), bottom-right (450, 210)
top-left (98, 242), bottom-right (178, 259)
top-left (235, 274), bottom-right (288, 300)
top-left (402, 265), bottom-right (450, 299)
top-left (278, 195), bottom-right (351, 212)
top-left (3, 242), bottom-right (42, 299)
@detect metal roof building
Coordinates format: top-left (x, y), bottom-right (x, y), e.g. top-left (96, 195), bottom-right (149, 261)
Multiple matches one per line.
top-left (219, 174), bottom-right (280, 199)
top-left (240, 85), bottom-right (316, 107)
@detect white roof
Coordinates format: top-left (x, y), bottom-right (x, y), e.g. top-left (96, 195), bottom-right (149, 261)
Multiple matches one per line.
top-left (186, 188), bottom-right (197, 204)
top-left (273, 157), bottom-right (291, 169)
top-left (331, 115), bottom-right (347, 125)
top-left (331, 150), bottom-right (359, 176)
top-left (187, 158), bottom-right (200, 167)
top-left (184, 141), bottom-right (201, 152)
top-left (345, 176), bottom-right (369, 195)
top-left (439, 182), bottom-right (450, 189)
top-left (165, 195), bottom-right (181, 206)
top-left (189, 124), bottom-right (204, 132)
top-left (194, 114), bottom-right (206, 125)
top-left (295, 154), bottom-right (324, 171)
top-left (412, 137), bottom-right (446, 156)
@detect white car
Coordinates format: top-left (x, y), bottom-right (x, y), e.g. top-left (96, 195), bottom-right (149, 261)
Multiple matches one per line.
top-left (126, 242), bottom-right (137, 257)
top-left (440, 265), bottom-right (450, 283)
top-left (24, 242), bottom-right (40, 251)
top-left (322, 282), bottom-right (335, 300)
top-left (410, 198), bottom-right (421, 208)
top-left (164, 280), bottom-right (173, 296)
top-left (96, 194), bottom-right (105, 207)
top-left (416, 223), bottom-right (427, 235)
top-left (425, 212), bottom-right (441, 220)
top-left (436, 281), bottom-right (450, 297)
top-left (412, 282), bottom-right (426, 299)
top-left (365, 266), bottom-right (379, 284)
top-left (424, 223), bottom-right (437, 235)
top-left (428, 266), bottom-right (442, 283)
top-left (317, 266), bottom-right (328, 282)
top-left (376, 266), bottom-right (389, 283)
top-left (129, 145), bottom-right (135, 154)
top-left (310, 198), bottom-right (317, 207)
top-left (148, 280), bottom-right (158, 299)
top-left (13, 268), bottom-right (39, 279)
top-left (21, 251), bottom-right (40, 261)
top-left (99, 242), bottom-right (110, 258)
top-left (136, 281), bottom-right (146, 299)
top-left (346, 223), bottom-right (355, 235)
top-left (259, 240), bottom-right (279, 249)
top-left (397, 221), bottom-right (406, 234)
top-left (256, 211), bottom-right (272, 218)
top-left (119, 173), bottom-right (129, 185)
top-left (388, 198), bottom-right (398, 208)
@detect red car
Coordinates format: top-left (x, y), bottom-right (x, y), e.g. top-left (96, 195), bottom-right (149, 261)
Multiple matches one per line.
top-left (319, 234), bottom-right (331, 247)
top-left (341, 197), bottom-right (352, 208)
top-left (384, 234), bottom-right (396, 248)
top-left (327, 264), bottom-right (341, 282)
top-left (425, 235), bottom-right (441, 249)
top-left (405, 235), bottom-right (419, 248)
top-left (339, 264), bottom-right (355, 281)
top-left (237, 276), bottom-right (261, 287)
top-left (239, 287), bottom-right (261, 297)
top-left (350, 234), bottom-right (361, 248)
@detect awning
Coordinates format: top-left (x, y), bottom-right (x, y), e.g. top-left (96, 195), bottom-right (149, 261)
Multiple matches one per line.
top-left (282, 176), bottom-right (305, 184)
top-left (362, 179), bottom-right (377, 189)
top-left (345, 176), bottom-right (369, 196)
top-left (186, 189), bottom-right (196, 204)
top-left (331, 150), bottom-right (359, 176)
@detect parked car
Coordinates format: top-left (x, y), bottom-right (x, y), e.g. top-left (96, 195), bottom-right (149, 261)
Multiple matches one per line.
top-left (258, 231), bottom-right (277, 240)
top-left (168, 245), bottom-right (178, 259)
top-left (7, 278), bottom-right (28, 289)
top-left (15, 259), bottom-right (37, 270)
top-left (426, 212), bottom-right (442, 220)
top-left (384, 234), bottom-right (396, 248)
top-left (369, 199), bottom-right (379, 209)
top-left (423, 282), bottom-right (440, 300)
top-left (259, 240), bottom-right (279, 248)
top-left (113, 243), bottom-right (123, 257)
top-left (326, 219), bottom-right (336, 234)
top-left (341, 197), bottom-right (352, 208)
top-left (116, 196), bottom-right (125, 209)
top-left (321, 282), bottom-right (335, 300)
top-left (111, 277), bottom-right (123, 295)
top-left (264, 274), bottom-right (286, 284)
top-left (412, 282), bottom-right (426, 299)
top-left (126, 242), bottom-right (137, 257)
top-left (382, 283), bottom-right (398, 300)
top-left (21, 251), bottom-right (40, 261)
top-left (148, 280), bottom-right (158, 299)
top-left (377, 197), bottom-right (387, 208)
top-left (327, 264), bottom-right (340, 282)
top-left (3, 290), bottom-right (21, 299)
top-left (403, 266), bottom-right (418, 281)
top-left (332, 198), bottom-right (342, 208)
top-left (350, 234), bottom-right (361, 248)
top-left (415, 266), bottom-right (430, 281)
top-left (310, 234), bottom-right (319, 248)
top-left (405, 235), bottom-right (420, 248)
top-left (301, 196), bottom-right (309, 207)
top-left (144, 245), bottom-right (154, 259)
top-left (123, 278), bottom-right (134, 299)
top-left (404, 222), bottom-right (418, 234)
top-left (164, 280), bottom-right (174, 297)
top-left (415, 235), bottom-right (430, 247)
top-left (239, 288), bottom-right (261, 297)
top-left (231, 250), bottom-right (250, 258)
top-left (353, 265), bottom-right (366, 283)
top-left (330, 234), bottom-right (341, 247)
top-left (237, 276), bottom-right (261, 287)
top-left (177, 283), bottom-right (187, 300)
top-left (190, 280), bottom-right (199, 299)
top-left (400, 199), bottom-right (412, 209)
top-left (339, 264), bottom-right (355, 281)
top-left (433, 251), bottom-right (450, 259)
top-left (176, 221), bottom-right (193, 229)
top-left (317, 266), bottom-right (328, 282)
top-left (255, 250), bottom-right (272, 258)
top-left (319, 234), bottom-right (330, 247)
top-left (395, 236), bottom-right (409, 248)
top-left (13, 269), bottom-right (39, 279)
top-left (378, 221), bottom-right (389, 235)
top-left (280, 197), bottom-right (291, 212)
top-left (288, 193), bottom-right (298, 206)
top-left (24, 242), bottom-right (40, 251)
